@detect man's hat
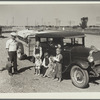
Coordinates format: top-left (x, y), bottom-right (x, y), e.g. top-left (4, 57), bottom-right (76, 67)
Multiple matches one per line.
top-left (10, 32), bottom-right (17, 36)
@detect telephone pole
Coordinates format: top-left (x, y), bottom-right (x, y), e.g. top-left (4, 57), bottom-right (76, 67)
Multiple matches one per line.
top-left (26, 17), bottom-right (28, 26)
top-left (41, 18), bottom-right (43, 26)
top-left (55, 18), bottom-right (58, 27)
top-left (12, 16), bottom-right (14, 26)
top-left (6, 20), bottom-right (8, 26)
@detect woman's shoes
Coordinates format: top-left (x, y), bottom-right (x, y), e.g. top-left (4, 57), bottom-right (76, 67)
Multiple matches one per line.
top-left (58, 78), bottom-right (62, 82)
top-left (43, 75), bottom-right (46, 77)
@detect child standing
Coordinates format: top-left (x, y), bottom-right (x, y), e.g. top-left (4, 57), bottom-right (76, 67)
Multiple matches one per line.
top-left (42, 52), bottom-right (50, 75)
top-left (53, 48), bottom-right (63, 82)
top-left (35, 54), bottom-right (42, 75)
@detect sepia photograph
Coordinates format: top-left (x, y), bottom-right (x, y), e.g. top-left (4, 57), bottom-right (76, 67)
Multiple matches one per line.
top-left (0, 1), bottom-right (100, 99)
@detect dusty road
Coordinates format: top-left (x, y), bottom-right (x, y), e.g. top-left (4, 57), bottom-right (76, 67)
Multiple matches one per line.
top-left (0, 33), bottom-right (100, 93)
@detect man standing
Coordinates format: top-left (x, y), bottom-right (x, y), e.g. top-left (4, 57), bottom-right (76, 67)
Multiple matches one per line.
top-left (6, 32), bottom-right (18, 75)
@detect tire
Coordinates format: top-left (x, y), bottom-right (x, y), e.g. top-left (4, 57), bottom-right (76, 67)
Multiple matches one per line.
top-left (70, 65), bottom-right (89, 88)
top-left (17, 42), bottom-right (24, 60)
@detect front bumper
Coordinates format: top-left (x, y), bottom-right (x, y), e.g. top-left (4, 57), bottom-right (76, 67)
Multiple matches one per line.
top-left (90, 60), bottom-right (100, 77)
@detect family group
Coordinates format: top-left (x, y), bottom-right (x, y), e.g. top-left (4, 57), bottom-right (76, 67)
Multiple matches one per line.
top-left (33, 41), bottom-right (63, 82)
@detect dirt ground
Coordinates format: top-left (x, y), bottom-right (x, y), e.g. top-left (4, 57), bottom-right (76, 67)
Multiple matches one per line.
top-left (0, 33), bottom-right (100, 93)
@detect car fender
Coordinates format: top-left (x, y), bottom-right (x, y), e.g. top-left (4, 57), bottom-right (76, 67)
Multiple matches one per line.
top-left (71, 60), bottom-right (89, 69)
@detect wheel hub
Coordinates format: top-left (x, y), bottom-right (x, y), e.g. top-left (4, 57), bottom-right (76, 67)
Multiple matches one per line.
top-left (74, 69), bottom-right (84, 83)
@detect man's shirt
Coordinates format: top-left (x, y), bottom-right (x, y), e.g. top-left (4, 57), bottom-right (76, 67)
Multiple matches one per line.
top-left (6, 39), bottom-right (18, 52)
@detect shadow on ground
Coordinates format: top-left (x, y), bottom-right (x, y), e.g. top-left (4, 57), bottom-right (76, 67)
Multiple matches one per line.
top-left (62, 70), bottom-right (70, 80)
top-left (90, 77), bottom-right (100, 85)
top-left (18, 66), bottom-right (33, 74)
top-left (27, 56), bottom-right (34, 62)
top-left (0, 36), bottom-right (8, 38)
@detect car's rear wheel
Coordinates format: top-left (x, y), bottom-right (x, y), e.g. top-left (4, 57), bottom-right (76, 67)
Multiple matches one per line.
top-left (70, 65), bottom-right (89, 88)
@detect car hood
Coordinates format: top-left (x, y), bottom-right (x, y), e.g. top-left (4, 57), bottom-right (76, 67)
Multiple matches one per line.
top-left (71, 46), bottom-right (91, 59)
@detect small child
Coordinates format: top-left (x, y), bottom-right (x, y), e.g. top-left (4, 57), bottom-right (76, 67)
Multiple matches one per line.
top-left (42, 52), bottom-right (50, 75)
top-left (35, 54), bottom-right (42, 75)
top-left (53, 48), bottom-right (63, 82)
top-left (43, 56), bottom-right (56, 78)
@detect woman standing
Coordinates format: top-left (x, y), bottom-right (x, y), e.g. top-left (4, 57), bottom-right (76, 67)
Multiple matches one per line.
top-left (33, 41), bottom-right (42, 74)
top-left (33, 41), bottom-right (42, 61)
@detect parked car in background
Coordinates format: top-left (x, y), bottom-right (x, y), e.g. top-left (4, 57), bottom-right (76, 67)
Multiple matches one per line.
top-left (17, 30), bottom-right (100, 88)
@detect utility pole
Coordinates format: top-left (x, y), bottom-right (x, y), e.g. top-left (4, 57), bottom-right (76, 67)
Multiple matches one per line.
top-left (6, 20), bottom-right (8, 26)
top-left (12, 16), bottom-right (14, 26)
top-left (68, 20), bottom-right (72, 27)
top-left (96, 16), bottom-right (100, 26)
top-left (55, 18), bottom-right (58, 27)
top-left (26, 17), bottom-right (28, 26)
top-left (35, 20), bottom-right (37, 26)
top-left (58, 19), bottom-right (61, 28)
top-left (48, 22), bottom-right (50, 26)
top-left (41, 18), bottom-right (43, 26)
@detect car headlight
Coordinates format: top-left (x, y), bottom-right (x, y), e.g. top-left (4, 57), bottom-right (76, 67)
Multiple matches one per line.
top-left (88, 56), bottom-right (94, 63)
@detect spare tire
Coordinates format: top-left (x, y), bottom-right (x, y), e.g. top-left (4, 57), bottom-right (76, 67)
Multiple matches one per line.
top-left (17, 42), bottom-right (25, 60)
top-left (17, 51), bottom-right (27, 60)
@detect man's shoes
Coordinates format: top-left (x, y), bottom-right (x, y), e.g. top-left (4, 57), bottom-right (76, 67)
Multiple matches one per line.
top-left (14, 71), bottom-right (18, 74)
top-left (9, 73), bottom-right (13, 76)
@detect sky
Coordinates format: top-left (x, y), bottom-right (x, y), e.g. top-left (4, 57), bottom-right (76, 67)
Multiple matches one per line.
top-left (0, 3), bottom-right (100, 26)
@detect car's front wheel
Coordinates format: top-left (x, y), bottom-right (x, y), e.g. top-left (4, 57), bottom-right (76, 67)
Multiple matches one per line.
top-left (70, 65), bottom-right (89, 88)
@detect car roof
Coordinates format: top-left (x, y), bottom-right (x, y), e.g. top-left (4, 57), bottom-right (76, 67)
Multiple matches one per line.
top-left (35, 30), bottom-right (85, 38)
top-left (18, 30), bottom-right (85, 38)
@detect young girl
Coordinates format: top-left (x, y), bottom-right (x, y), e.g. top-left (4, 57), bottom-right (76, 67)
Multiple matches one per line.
top-left (53, 48), bottom-right (63, 82)
top-left (35, 54), bottom-right (42, 75)
top-left (43, 56), bottom-right (56, 78)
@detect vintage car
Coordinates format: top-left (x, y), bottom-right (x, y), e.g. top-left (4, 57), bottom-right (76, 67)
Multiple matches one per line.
top-left (17, 30), bottom-right (100, 88)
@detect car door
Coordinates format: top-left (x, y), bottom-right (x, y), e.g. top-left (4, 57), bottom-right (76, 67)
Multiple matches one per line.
top-left (62, 38), bottom-right (72, 67)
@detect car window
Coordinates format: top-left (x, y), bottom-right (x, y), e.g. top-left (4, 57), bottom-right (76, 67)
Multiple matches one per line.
top-left (75, 38), bottom-right (82, 44)
top-left (40, 38), bottom-right (47, 42)
top-left (48, 38), bottom-right (53, 42)
top-left (63, 38), bottom-right (71, 45)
